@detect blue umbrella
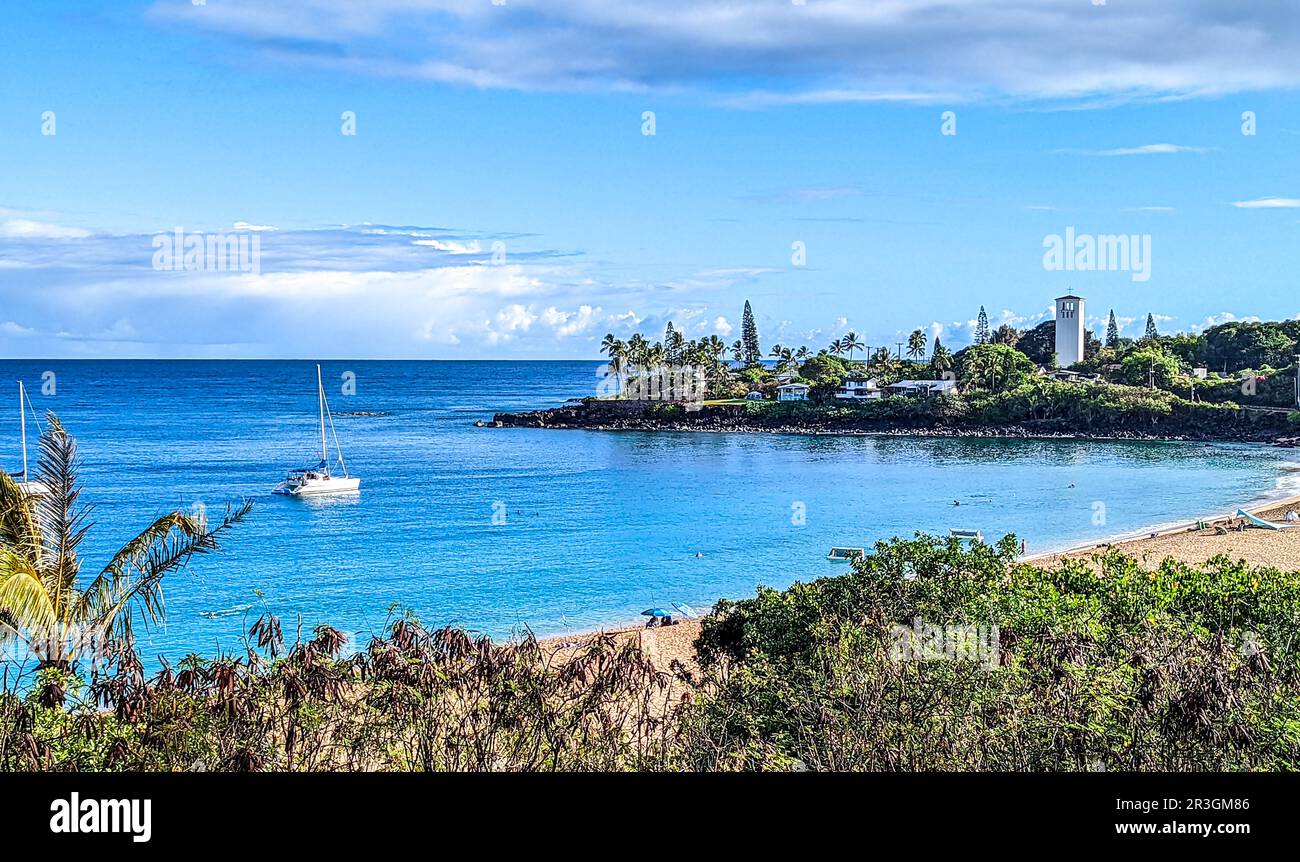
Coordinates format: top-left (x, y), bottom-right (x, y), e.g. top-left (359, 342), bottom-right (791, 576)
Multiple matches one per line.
top-left (641, 608), bottom-right (672, 617)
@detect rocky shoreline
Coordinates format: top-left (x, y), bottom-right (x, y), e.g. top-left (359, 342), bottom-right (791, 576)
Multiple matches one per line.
top-left (487, 399), bottom-right (1300, 446)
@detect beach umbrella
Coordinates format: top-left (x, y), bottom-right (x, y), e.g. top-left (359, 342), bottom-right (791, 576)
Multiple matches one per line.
top-left (672, 602), bottom-right (699, 619)
top-left (641, 608), bottom-right (672, 617)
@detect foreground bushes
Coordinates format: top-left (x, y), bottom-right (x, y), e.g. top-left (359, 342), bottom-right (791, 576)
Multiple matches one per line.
top-left (3, 537), bottom-right (1299, 771)
top-left (688, 536), bottom-right (1300, 770)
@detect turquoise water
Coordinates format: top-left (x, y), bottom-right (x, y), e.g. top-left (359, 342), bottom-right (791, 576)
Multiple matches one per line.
top-left (1, 360), bottom-right (1295, 663)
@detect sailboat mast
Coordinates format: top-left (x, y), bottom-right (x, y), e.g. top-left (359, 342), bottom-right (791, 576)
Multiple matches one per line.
top-left (19, 381), bottom-right (27, 481)
top-left (317, 364), bottom-right (328, 470)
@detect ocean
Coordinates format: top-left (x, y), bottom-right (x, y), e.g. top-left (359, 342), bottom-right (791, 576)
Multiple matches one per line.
top-left (1, 359), bottom-right (1295, 664)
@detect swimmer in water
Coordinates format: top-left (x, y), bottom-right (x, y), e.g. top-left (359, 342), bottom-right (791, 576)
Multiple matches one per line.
top-left (953, 500), bottom-right (960, 506)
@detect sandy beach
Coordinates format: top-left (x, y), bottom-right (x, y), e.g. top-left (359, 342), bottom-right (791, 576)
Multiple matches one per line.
top-left (1030, 494), bottom-right (1300, 570)
top-left (541, 494), bottom-right (1300, 677)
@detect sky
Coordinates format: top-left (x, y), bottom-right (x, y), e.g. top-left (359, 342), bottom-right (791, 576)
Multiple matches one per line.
top-left (1, 0), bottom-right (1298, 359)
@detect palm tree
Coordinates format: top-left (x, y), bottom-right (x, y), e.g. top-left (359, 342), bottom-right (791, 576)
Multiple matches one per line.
top-left (842, 332), bottom-right (865, 364)
top-left (0, 415), bottom-right (250, 672)
top-left (869, 345), bottom-right (896, 374)
top-left (730, 340), bottom-right (745, 364)
top-left (626, 333), bottom-right (649, 372)
top-left (829, 338), bottom-right (845, 359)
top-left (931, 344), bottom-right (953, 377)
top-left (906, 328), bottom-right (927, 361)
top-left (599, 333), bottom-right (625, 374)
top-left (794, 346), bottom-right (810, 362)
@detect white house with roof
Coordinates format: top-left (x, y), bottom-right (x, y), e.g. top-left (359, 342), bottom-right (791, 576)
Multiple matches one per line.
top-left (835, 378), bottom-right (883, 400)
top-left (777, 382), bottom-right (810, 402)
top-left (886, 379), bottom-right (958, 397)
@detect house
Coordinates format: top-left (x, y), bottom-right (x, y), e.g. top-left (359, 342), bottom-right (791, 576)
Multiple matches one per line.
top-left (835, 378), bottom-right (883, 400)
top-left (1041, 368), bottom-right (1102, 383)
top-left (886, 379), bottom-right (958, 398)
top-left (777, 383), bottom-right (810, 402)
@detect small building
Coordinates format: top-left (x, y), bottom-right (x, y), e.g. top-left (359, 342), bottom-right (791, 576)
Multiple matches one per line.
top-left (1054, 294), bottom-right (1086, 367)
top-left (1041, 368), bottom-right (1102, 383)
top-left (1192, 367), bottom-right (1208, 380)
top-left (835, 378), bottom-right (883, 400)
top-left (777, 383), bottom-right (810, 402)
top-left (886, 379), bottom-right (958, 398)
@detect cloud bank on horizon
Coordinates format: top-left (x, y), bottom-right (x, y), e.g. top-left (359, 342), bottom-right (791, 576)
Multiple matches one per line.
top-left (0, 222), bottom-right (765, 358)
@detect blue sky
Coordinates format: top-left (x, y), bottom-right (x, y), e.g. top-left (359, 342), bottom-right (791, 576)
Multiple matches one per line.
top-left (1, 0), bottom-right (1298, 358)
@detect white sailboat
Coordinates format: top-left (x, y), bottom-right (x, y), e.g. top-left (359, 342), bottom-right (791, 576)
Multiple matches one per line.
top-left (14, 381), bottom-right (48, 497)
top-left (272, 364), bottom-right (361, 496)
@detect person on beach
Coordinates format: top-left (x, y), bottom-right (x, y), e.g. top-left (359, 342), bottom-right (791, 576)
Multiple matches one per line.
top-left (1287, 510), bottom-right (1298, 523)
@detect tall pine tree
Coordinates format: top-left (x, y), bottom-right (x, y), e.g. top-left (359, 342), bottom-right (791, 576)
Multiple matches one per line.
top-left (741, 300), bottom-right (761, 366)
top-left (974, 306), bottom-right (990, 345)
top-left (1105, 310), bottom-right (1119, 348)
top-left (1144, 313), bottom-right (1158, 343)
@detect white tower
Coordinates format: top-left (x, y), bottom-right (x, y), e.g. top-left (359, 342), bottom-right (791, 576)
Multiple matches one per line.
top-left (1054, 294), bottom-right (1085, 367)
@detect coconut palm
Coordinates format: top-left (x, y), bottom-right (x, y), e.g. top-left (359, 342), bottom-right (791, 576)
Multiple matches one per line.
top-left (906, 328), bottom-right (927, 361)
top-left (599, 333), bottom-right (625, 374)
top-left (626, 333), bottom-right (649, 371)
top-left (931, 344), bottom-right (954, 377)
top-left (0, 415), bottom-right (250, 671)
top-left (842, 332), bottom-right (865, 364)
top-left (730, 340), bottom-right (745, 363)
top-left (829, 338), bottom-right (845, 359)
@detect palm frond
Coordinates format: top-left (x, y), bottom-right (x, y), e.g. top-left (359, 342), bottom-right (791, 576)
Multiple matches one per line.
top-left (0, 470), bottom-right (43, 567)
top-left (34, 413), bottom-right (92, 612)
top-left (0, 547), bottom-right (56, 631)
top-left (76, 499), bottom-right (253, 641)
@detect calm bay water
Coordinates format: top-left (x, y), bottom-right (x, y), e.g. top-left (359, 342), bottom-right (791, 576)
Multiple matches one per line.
top-left (1, 359), bottom-right (1296, 663)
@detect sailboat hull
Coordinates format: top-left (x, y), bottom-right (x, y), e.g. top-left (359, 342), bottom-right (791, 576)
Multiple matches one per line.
top-left (274, 476), bottom-right (361, 496)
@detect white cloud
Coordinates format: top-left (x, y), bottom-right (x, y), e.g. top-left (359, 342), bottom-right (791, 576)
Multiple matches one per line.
top-left (0, 219), bottom-right (91, 239)
top-left (1232, 197), bottom-right (1300, 209)
top-left (413, 238), bottom-right (482, 253)
top-left (1195, 311), bottom-right (1262, 331)
top-left (1077, 143), bottom-right (1207, 156)
top-left (0, 321), bottom-right (35, 336)
top-left (233, 221), bottom-right (277, 232)
top-left (150, 0), bottom-right (1300, 105)
top-left (712, 316), bottom-right (733, 337)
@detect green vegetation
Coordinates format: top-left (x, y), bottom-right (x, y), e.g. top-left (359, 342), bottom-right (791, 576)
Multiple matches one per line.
top-left (689, 535), bottom-right (1300, 770)
top-left (0, 415), bottom-right (249, 680)
top-left (594, 302), bottom-right (1300, 434)
top-left (5, 534), bottom-right (1297, 771)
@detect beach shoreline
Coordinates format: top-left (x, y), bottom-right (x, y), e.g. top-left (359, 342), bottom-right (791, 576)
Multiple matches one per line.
top-left (540, 490), bottom-right (1300, 674)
